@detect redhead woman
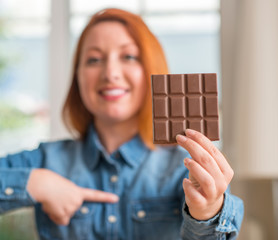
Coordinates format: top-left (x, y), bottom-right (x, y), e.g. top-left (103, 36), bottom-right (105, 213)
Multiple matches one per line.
top-left (0, 8), bottom-right (243, 240)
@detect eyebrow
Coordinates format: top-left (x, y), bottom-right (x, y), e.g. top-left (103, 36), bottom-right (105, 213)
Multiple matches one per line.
top-left (120, 43), bottom-right (138, 49)
top-left (85, 42), bottom-right (138, 52)
top-left (85, 46), bottom-right (101, 52)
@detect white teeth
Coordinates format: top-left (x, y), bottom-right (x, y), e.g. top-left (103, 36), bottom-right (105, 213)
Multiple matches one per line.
top-left (101, 89), bottom-right (126, 96)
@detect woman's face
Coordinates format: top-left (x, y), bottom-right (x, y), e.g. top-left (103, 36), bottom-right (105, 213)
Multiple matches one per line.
top-left (78, 21), bottom-right (146, 126)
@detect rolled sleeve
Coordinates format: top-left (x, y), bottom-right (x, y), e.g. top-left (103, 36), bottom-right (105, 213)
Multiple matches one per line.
top-left (216, 193), bottom-right (244, 236)
top-left (181, 192), bottom-right (244, 240)
top-left (0, 147), bottom-right (43, 213)
top-left (0, 168), bottom-right (34, 200)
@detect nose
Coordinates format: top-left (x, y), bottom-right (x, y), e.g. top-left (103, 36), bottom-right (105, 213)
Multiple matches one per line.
top-left (102, 56), bottom-right (121, 83)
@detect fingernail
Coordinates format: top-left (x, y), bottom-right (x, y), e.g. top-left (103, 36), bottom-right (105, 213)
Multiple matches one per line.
top-left (112, 195), bottom-right (119, 202)
top-left (185, 129), bottom-right (195, 137)
top-left (176, 134), bottom-right (187, 143)
top-left (183, 158), bottom-right (190, 166)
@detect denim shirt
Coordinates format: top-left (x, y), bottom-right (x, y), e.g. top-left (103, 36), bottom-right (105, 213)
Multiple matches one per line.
top-left (0, 125), bottom-right (244, 240)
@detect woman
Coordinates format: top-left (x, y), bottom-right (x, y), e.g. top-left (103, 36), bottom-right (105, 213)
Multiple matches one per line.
top-left (0, 8), bottom-right (243, 240)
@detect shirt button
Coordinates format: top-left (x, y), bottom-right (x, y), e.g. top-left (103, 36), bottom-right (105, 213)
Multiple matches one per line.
top-left (222, 219), bottom-right (227, 226)
top-left (110, 175), bottom-right (118, 183)
top-left (5, 187), bottom-right (14, 195)
top-left (108, 215), bottom-right (117, 223)
top-left (137, 210), bottom-right (146, 218)
top-left (80, 206), bottom-right (89, 215)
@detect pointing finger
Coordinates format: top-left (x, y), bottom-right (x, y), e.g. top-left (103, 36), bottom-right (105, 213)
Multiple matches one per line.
top-left (81, 188), bottom-right (119, 203)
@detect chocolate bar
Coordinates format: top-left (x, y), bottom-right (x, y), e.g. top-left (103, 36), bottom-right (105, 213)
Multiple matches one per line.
top-left (151, 73), bottom-right (219, 144)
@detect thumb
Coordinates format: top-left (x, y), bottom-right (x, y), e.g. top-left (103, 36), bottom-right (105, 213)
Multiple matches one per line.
top-left (80, 188), bottom-right (119, 203)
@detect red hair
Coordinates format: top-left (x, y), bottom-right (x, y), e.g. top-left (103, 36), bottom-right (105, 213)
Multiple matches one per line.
top-left (62, 8), bottom-right (169, 149)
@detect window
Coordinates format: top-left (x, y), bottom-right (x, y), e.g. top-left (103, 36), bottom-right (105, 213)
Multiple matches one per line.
top-left (0, 0), bottom-right (51, 156)
top-left (70, 0), bottom-right (220, 74)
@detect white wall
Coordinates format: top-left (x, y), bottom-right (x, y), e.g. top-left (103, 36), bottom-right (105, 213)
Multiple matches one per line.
top-left (221, 0), bottom-right (278, 239)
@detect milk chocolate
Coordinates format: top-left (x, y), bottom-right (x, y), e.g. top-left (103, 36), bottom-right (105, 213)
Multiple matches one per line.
top-left (151, 73), bottom-right (219, 144)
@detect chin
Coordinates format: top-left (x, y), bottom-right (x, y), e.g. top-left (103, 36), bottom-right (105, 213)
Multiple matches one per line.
top-left (94, 106), bottom-right (139, 124)
top-left (107, 115), bottom-right (130, 123)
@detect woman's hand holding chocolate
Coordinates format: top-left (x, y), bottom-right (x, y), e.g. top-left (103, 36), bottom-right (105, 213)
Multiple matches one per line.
top-left (176, 129), bottom-right (234, 220)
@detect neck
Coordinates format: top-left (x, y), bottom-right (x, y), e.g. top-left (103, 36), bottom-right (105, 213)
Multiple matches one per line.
top-left (94, 117), bottom-right (139, 154)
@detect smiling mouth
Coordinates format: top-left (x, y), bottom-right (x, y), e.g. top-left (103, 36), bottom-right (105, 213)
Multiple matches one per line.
top-left (99, 88), bottom-right (129, 99)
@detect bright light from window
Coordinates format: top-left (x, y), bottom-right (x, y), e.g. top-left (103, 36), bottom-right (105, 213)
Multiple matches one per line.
top-left (145, 0), bottom-right (219, 12)
top-left (0, 0), bottom-right (50, 155)
top-left (0, 0), bottom-right (50, 18)
top-left (145, 13), bottom-right (220, 34)
top-left (3, 21), bottom-right (49, 37)
top-left (70, 0), bottom-right (140, 15)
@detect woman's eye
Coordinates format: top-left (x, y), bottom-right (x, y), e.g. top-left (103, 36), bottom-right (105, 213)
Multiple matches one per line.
top-left (86, 57), bottom-right (101, 65)
top-left (123, 55), bottom-right (138, 61)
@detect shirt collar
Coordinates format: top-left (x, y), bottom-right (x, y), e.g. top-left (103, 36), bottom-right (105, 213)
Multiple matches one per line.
top-left (118, 133), bottom-right (149, 168)
top-left (84, 124), bottom-right (149, 170)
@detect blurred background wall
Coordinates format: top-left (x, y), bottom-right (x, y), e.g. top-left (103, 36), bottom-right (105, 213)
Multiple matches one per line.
top-left (221, 0), bottom-right (278, 239)
top-left (0, 0), bottom-right (277, 239)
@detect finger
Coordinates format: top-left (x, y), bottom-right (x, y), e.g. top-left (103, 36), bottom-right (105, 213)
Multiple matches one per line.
top-left (177, 134), bottom-right (222, 179)
top-left (185, 129), bottom-right (234, 181)
top-left (42, 205), bottom-right (70, 225)
top-left (184, 179), bottom-right (225, 220)
top-left (184, 158), bottom-right (217, 199)
top-left (188, 171), bottom-right (200, 188)
top-left (185, 158), bottom-right (229, 198)
top-left (49, 214), bottom-right (70, 226)
top-left (81, 188), bottom-right (119, 203)
top-left (183, 178), bottom-right (205, 207)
